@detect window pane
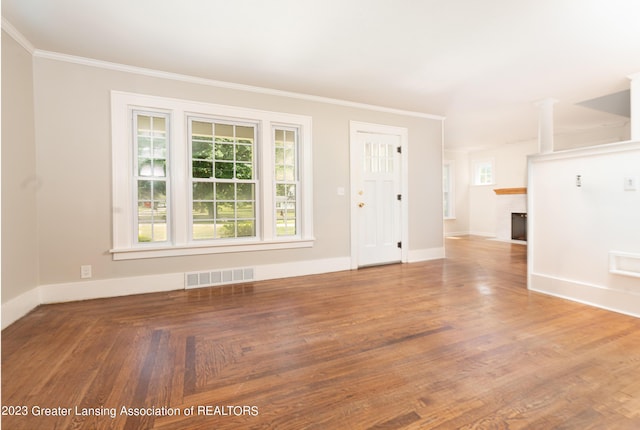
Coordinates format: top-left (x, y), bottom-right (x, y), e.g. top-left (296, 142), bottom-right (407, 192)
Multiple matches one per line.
top-left (138, 180), bottom-right (151, 200)
top-left (236, 144), bottom-right (252, 162)
top-left (236, 163), bottom-right (253, 180)
top-left (193, 182), bottom-right (213, 200)
top-left (138, 138), bottom-right (151, 157)
top-left (153, 159), bottom-right (166, 177)
top-left (216, 183), bottom-right (235, 200)
top-left (216, 202), bottom-right (235, 218)
top-left (137, 115), bottom-right (151, 131)
top-left (193, 160), bottom-right (213, 178)
top-left (153, 117), bottom-right (166, 133)
top-left (215, 143), bottom-right (234, 160)
top-left (215, 124), bottom-right (234, 142)
top-left (192, 141), bottom-right (212, 160)
top-left (192, 121), bottom-right (213, 138)
top-left (275, 129), bottom-right (284, 143)
top-left (217, 221), bottom-right (236, 238)
top-left (193, 221), bottom-right (215, 240)
top-left (236, 126), bottom-right (254, 144)
top-left (237, 220), bottom-right (255, 237)
top-left (275, 147), bottom-right (285, 164)
top-left (153, 140), bottom-right (166, 158)
top-left (154, 180), bottom-right (166, 200)
top-left (193, 202), bottom-right (213, 220)
top-left (237, 183), bottom-right (254, 200)
top-left (215, 162), bottom-right (234, 179)
top-left (237, 201), bottom-right (254, 218)
top-left (285, 148), bottom-right (295, 165)
top-left (285, 166), bottom-right (295, 181)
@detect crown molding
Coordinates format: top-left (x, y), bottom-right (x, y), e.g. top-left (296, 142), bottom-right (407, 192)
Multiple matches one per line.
top-left (2, 16), bottom-right (443, 120)
top-left (1, 17), bottom-right (35, 54)
top-left (32, 49), bottom-right (444, 121)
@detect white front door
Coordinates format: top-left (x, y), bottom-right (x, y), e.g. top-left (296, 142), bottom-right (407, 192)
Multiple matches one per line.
top-left (353, 131), bottom-right (402, 267)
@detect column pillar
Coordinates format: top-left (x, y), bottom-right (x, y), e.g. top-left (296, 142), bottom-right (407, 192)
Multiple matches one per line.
top-left (535, 98), bottom-right (557, 154)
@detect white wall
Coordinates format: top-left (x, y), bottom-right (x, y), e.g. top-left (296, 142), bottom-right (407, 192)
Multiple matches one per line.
top-left (1, 32), bottom-right (39, 313)
top-left (467, 140), bottom-right (538, 237)
top-left (443, 150), bottom-right (469, 236)
top-left (554, 123), bottom-right (630, 151)
top-left (528, 141), bottom-right (640, 317)
top-left (2, 34), bottom-right (444, 327)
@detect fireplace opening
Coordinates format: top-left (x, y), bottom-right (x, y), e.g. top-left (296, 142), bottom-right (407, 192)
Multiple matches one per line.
top-left (511, 213), bottom-right (527, 241)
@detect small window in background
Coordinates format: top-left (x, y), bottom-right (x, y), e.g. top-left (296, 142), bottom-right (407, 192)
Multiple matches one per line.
top-left (443, 161), bottom-right (455, 219)
top-left (473, 160), bottom-right (494, 186)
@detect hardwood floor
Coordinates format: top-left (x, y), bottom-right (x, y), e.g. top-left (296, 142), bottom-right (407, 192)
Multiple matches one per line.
top-left (3, 236), bottom-right (640, 429)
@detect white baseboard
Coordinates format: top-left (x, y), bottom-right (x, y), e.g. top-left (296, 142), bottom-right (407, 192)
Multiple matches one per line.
top-left (529, 273), bottom-right (640, 318)
top-left (256, 257), bottom-right (351, 281)
top-left (443, 231), bottom-right (470, 237)
top-left (468, 231), bottom-right (496, 238)
top-left (408, 247), bottom-right (445, 263)
top-left (2, 257), bottom-right (353, 329)
top-left (39, 273), bottom-right (185, 304)
top-left (1, 287), bottom-right (41, 330)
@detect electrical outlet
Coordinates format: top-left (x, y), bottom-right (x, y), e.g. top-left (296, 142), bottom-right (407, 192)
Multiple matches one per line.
top-left (624, 176), bottom-right (637, 191)
top-left (80, 265), bottom-right (92, 279)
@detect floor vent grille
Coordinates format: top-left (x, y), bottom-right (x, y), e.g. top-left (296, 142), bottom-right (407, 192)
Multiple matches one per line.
top-left (185, 267), bottom-right (255, 289)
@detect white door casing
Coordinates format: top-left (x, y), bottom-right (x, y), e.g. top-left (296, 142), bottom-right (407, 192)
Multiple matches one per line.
top-left (350, 121), bottom-right (408, 268)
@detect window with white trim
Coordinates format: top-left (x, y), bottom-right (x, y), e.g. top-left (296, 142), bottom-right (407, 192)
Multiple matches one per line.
top-left (473, 159), bottom-right (494, 186)
top-left (111, 91), bottom-right (313, 260)
top-left (443, 161), bottom-right (455, 219)
top-left (274, 127), bottom-right (299, 237)
top-left (134, 112), bottom-right (170, 243)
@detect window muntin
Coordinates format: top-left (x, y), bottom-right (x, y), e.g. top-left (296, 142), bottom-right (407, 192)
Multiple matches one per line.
top-left (274, 127), bottom-right (299, 236)
top-left (134, 112), bottom-right (169, 243)
top-left (190, 119), bottom-right (257, 240)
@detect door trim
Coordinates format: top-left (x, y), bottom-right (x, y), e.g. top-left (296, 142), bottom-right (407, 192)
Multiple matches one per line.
top-left (349, 121), bottom-right (409, 269)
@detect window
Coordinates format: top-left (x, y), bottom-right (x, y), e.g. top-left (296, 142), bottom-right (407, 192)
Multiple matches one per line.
top-left (134, 112), bottom-right (170, 243)
top-left (190, 119), bottom-right (257, 240)
top-left (111, 92), bottom-right (313, 260)
top-left (274, 127), bottom-right (299, 237)
top-left (473, 159), bottom-right (494, 186)
top-left (443, 161), bottom-right (455, 219)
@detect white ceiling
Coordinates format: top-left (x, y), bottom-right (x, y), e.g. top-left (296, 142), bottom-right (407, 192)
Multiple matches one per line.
top-left (4, 0), bottom-right (640, 150)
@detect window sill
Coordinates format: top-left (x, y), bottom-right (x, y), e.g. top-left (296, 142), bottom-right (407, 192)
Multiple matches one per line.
top-left (110, 238), bottom-right (315, 260)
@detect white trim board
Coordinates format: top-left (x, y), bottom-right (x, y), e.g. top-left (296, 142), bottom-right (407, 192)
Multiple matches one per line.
top-left (1, 287), bottom-right (41, 330)
top-left (1, 18), bottom-right (35, 54)
top-left (408, 247), bottom-right (446, 263)
top-left (529, 273), bottom-right (640, 318)
top-left (1, 257), bottom-right (351, 330)
top-left (31, 49), bottom-right (443, 121)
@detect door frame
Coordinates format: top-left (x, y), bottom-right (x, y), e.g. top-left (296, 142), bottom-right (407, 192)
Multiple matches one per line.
top-left (349, 121), bottom-right (409, 269)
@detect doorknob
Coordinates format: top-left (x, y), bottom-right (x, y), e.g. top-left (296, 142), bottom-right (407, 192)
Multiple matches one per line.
top-left (358, 202), bottom-right (365, 208)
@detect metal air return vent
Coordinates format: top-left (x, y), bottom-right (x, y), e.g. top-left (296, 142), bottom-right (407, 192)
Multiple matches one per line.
top-left (185, 267), bottom-right (255, 289)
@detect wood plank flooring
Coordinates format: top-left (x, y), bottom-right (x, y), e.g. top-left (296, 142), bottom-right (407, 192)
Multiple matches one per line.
top-left (3, 236), bottom-right (640, 429)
